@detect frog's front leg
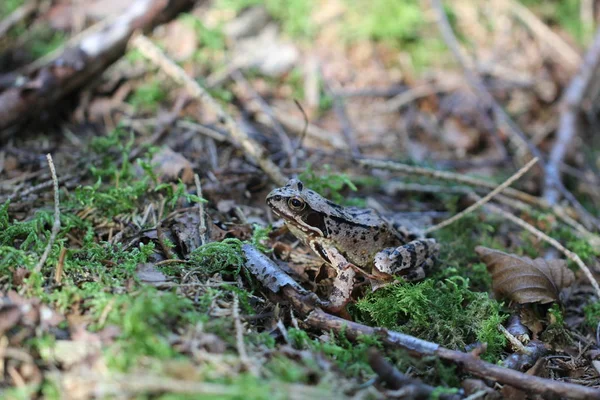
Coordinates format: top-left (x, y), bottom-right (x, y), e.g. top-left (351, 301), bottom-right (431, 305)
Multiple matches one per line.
top-left (310, 241), bottom-right (356, 313)
top-left (374, 239), bottom-right (439, 281)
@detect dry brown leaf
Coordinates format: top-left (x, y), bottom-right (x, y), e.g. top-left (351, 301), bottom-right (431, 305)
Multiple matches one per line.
top-left (151, 146), bottom-right (194, 184)
top-left (475, 246), bottom-right (574, 304)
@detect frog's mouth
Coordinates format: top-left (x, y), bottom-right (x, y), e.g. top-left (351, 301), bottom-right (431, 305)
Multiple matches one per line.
top-left (271, 208), bottom-right (324, 237)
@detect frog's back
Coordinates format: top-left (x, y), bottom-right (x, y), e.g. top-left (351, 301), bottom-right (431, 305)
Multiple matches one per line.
top-left (325, 206), bottom-right (405, 267)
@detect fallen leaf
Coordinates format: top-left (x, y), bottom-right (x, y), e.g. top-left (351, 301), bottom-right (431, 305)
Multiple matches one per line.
top-left (151, 146), bottom-right (194, 184)
top-left (475, 246), bottom-right (574, 304)
top-left (136, 263), bottom-right (169, 286)
top-left (0, 305), bottom-right (22, 335)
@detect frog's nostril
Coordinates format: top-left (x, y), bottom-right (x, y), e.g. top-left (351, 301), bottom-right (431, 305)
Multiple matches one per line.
top-left (274, 195), bottom-right (282, 201)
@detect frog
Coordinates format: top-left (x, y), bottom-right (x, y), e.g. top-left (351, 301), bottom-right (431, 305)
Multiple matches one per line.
top-left (266, 178), bottom-right (439, 313)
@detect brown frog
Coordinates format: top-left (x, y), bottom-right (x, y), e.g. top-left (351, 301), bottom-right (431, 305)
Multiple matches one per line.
top-left (266, 179), bottom-right (439, 312)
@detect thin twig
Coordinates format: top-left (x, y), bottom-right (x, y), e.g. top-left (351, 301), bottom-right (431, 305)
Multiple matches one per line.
top-left (194, 174), bottom-right (207, 246)
top-left (424, 157), bottom-right (538, 234)
top-left (34, 154), bottom-right (61, 273)
top-left (131, 35), bottom-right (287, 186)
top-left (544, 26), bottom-right (600, 204)
top-left (480, 199), bottom-right (600, 299)
top-left (497, 324), bottom-right (531, 355)
top-left (376, 81), bottom-right (459, 114)
top-left (257, 107), bottom-right (349, 150)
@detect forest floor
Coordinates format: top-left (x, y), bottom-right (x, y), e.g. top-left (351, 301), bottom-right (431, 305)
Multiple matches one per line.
top-left (1, 0), bottom-right (600, 398)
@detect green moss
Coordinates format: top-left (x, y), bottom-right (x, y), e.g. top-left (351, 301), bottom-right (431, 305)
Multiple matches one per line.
top-left (0, 0), bottom-right (23, 18)
top-left (217, 0), bottom-right (316, 39)
top-left (190, 238), bottom-right (246, 277)
top-left (354, 277), bottom-right (507, 361)
top-left (287, 328), bottom-right (375, 377)
top-left (127, 80), bottom-right (167, 112)
top-left (433, 212), bottom-right (499, 291)
top-left (584, 301), bottom-right (600, 329)
top-left (299, 165), bottom-right (362, 206)
top-left (107, 287), bottom-right (205, 370)
top-left (343, 0), bottom-right (423, 42)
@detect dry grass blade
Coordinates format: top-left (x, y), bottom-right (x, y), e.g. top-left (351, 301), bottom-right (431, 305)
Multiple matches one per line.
top-left (475, 246), bottom-right (575, 304)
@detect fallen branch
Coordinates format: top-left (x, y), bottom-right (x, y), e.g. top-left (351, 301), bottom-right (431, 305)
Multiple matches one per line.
top-left (131, 35), bottom-right (287, 186)
top-left (242, 244), bottom-right (600, 399)
top-left (0, 0), bottom-right (195, 133)
top-left (544, 27), bottom-right (600, 204)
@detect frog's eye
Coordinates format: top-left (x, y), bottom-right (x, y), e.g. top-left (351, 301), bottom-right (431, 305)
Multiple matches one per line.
top-left (288, 196), bottom-right (305, 211)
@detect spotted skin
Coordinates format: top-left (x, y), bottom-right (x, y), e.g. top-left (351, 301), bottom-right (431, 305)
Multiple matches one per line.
top-left (266, 179), bottom-right (439, 312)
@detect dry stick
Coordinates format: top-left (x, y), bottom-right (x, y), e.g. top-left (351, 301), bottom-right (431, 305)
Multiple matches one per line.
top-left (507, 0), bottom-right (581, 71)
top-left (544, 26), bottom-right (600, 205)
top-left (480, 199), bottom-right (600, 299)
top-left (243, 245), bottom-right (600, 399)
top-left (131, 35), bottom-right (287, 186)
top-left (34, 154), bottom-right (60, 273)
top-left (367, 348), bottom-right (459, 399)
top-left (424, 157), bottom-right (538, 234)
top-left (429, 0), bottom-right (600, 230)
top-left (194, 174), bottom-right (207, 246)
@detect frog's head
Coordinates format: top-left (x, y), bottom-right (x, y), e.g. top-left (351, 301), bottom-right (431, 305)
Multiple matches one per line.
top-left (266, 179), bottom-right (330, 237)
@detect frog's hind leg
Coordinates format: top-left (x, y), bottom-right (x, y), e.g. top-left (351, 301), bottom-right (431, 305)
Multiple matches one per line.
top-left (374, 239), bottom-right (439, 281)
